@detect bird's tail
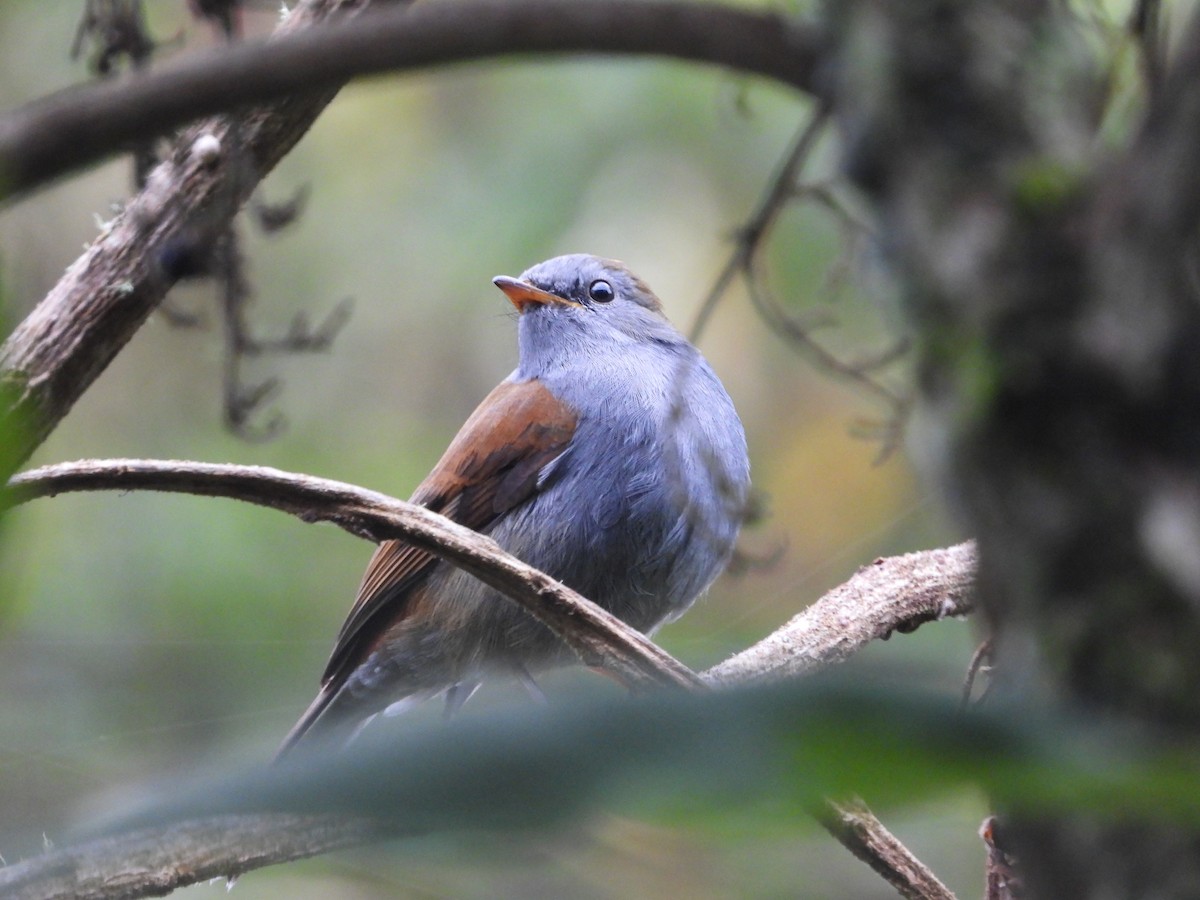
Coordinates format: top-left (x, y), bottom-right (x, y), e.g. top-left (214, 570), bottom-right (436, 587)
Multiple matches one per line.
top-left (275, 677), bottom-right (478, 762)
top-left (273, 683), bottom-right (342, 762)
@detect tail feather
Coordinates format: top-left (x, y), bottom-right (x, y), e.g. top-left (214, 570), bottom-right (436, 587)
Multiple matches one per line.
top-left (276, 678), bottom-right (476, 761)
top-left (273, 684), bottom-right (340, 762)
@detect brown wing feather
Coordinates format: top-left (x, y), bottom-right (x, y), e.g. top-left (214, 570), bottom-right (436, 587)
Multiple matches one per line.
top-left (320, 378), bottom-right (577, 687)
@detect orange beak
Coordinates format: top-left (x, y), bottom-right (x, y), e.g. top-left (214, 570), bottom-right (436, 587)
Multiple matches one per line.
top-left (493, 276), bottom-right (580, 313)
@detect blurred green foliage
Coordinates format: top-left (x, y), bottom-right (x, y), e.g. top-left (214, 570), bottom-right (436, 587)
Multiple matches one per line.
top-left (116, 679), bottom-right (1200, 837)
top-left (0, 1), bottom-right (988, 897)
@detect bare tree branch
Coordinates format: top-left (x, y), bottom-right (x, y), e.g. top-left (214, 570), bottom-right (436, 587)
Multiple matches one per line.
top-left (704, 542), bottom-right (976, 687)
top-left (0, 0), bottom-right (822, 480)
top-left (0, 1), bottom-right (824, 203)
top-left (72, 0), bottom-right (162, 188)
top-left (0, 815), bottom-right (374, 900)
top-left (818, 799), bottom-right (959, 900)
top-left (1127, 0), bottom-right (1165, 98)
top-left (741, 261), bottom-right (911, 461)
top-left (0, 0), bottom-right (379, 476)
top-left (689, 106), bottom-right (831, 341)
top-left (2, 457), bottom-right (977, 900)
top-left (4, 457), bottom-right (703, 691)
top-left (688, 105), bottom-right (909, 461)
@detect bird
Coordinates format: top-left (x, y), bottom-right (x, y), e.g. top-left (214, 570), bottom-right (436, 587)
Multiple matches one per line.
top-left (276, 254), bottom-right (750, 757)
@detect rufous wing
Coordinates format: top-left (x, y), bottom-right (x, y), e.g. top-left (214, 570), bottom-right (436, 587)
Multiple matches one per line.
top-left (321, 377), bottom-right (578, 690)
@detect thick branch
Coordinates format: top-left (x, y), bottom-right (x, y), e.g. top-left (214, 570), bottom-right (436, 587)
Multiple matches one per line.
top-left (5, 458), bottom-right (703, 690)
top-left (704, 542), bottom-right (976, 687)
top-left (0, 1), bottom-right (823, 202)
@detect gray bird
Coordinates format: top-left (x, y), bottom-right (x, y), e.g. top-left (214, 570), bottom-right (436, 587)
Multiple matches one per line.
top-left (278, 254), bottom-right (750, 756)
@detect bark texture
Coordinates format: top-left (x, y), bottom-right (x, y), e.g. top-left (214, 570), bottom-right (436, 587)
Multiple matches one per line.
top-left (826, 0), bottom-right (1200, 894)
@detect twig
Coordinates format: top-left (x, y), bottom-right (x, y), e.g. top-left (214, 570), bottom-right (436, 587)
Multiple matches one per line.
top-left (71, 0), bottom-right (161, 185)
top-left (189, 0), bottom-right (245, 40)
top-left (215, 223), bottom-right (353, 438)
top-left (197, 14), bottom-right (347, 440)
top-left (689, 110), bottom-right (910, 462)
top-left (742, 259), bottom-right (912, 461)
top-left (961, 637), bottom-right (993, 709)
top-left (794, 180), bottom-right (875, 301)
top-left (4, 458), bottom-right (704, 691)
top-left (742, 264), bottom-right (901, 407)
top-left (1128, 0), bottom-right (1164, 98)
top-left (818, 799), bottom-right (958, 900)
top-left (0, 815), bottom-right (373, 900)
top-left (251, 183), bottom-right (310, 234)
top-left (690, 107), bottom-right (830, 341)
top-left (0, 0), bottom-right (380, 475)
top-left (215, 219), bottom-right (289, 440)
top-left (0, 0), bottom-right (379, 480)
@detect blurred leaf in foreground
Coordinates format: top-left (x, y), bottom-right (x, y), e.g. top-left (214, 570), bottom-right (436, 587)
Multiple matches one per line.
top-left (97, 673), bottom-right (1200, 841)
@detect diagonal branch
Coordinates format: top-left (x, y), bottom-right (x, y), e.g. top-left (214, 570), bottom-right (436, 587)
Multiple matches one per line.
top-left (705, 541), bottom-right (976, 686)
top-left (690, 106), bottom-right (830, 341)
top-left (818, 799), bottom-right (958, 900)
top-left (0, 0), bottom-right (379, 476)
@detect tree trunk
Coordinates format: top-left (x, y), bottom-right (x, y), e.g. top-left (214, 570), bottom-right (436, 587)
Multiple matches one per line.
top-left (828, 0), bottom-right (1200, 894)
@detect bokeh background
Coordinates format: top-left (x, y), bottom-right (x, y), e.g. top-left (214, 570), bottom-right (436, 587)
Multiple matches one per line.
top-left (0, 3), bottom-right (979, 897)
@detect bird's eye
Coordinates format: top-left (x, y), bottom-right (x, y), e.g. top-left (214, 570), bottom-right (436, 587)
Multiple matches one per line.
top-left (588, 279), bottom-right (615, 303)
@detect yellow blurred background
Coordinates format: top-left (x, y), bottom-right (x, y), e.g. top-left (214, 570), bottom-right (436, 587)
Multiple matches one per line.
top-left (0, 3), bottom-right (978, 897)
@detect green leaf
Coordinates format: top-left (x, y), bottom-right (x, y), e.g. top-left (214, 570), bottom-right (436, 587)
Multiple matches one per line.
top-left (93, 674), bottom-right (1200, 842)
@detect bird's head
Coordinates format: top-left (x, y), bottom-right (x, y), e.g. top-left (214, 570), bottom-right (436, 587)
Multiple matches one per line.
top-left (494, 254), bottom-right (682, 373)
